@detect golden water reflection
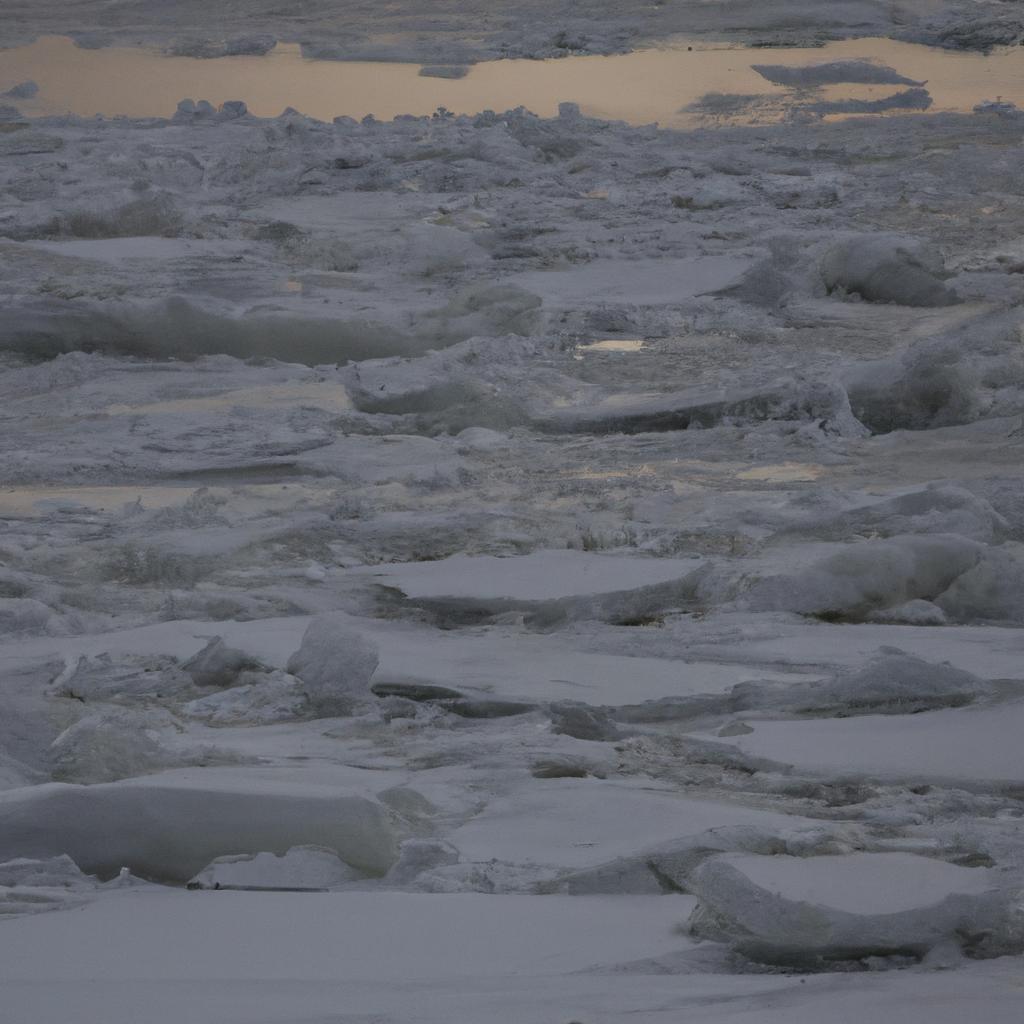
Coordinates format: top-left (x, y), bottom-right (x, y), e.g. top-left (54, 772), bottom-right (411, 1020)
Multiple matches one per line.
top-left (2, 35), bottom-right (1023, 127)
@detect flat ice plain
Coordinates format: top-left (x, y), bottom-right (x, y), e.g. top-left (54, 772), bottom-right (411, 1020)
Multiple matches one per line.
top-left (2, 1), bottom-right (1024, 1021)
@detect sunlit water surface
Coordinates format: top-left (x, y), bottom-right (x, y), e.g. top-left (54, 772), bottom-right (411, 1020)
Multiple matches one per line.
top-left (3, 35), bottom-right (1023, 125)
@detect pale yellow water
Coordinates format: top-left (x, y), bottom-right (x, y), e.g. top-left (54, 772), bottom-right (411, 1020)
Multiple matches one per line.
top-left (2, 35), bottom-right (1023, 126)
top-left (575, 340), bottom-right (647, 355)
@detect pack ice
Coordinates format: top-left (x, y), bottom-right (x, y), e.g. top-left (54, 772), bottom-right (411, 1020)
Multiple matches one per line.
top-left (2, 8), bottom-right (1024, 1023)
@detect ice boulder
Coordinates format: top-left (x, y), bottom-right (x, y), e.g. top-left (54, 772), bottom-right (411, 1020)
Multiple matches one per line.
top-left (783, 485), bottom-right (1008, 545)
top-left (175, 98), bottom-right (217, 119)
top-left (48, 708), bottom-right (199, 784)
top-left (562, 825), bottom-right (788, 896)
top-left (286, 614), bottom-right (380, 715)
top-left (820, 236), bottom-right (959, 307)
top-left (182, 671), bottom-right (310, 724)
top-left (731, 649), bottom-right (986, 717)
top-left (0, 856), bottom-right (98, 919)
top-left (740, 534), bottom-right (984, 620)
top-left (182, 637), bottom-right (266, 689)
top-left (548, 701), bottom-right (622, 741)
top-left (845, 338), bottom-right (980, 433)
top-left (935, 548), bottom-right (1024, 624)
top-left (0, 854), bottom-right (94, 889)
top-left (384, 839), bottom-right (460, 885)
top-left (188, 845), bottom-right (359, 890)
top-left (219, 100), bottom-right (248, 119)
top-left (686, 852), bottom-right (1018, 964)
top-left (0, 598), bottom-right (57, 635)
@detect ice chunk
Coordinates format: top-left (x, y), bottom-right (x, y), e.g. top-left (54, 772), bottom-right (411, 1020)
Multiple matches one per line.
top-left (0, 855), bottom-right (93, 889)
top-left (867, 599), bottom-right (949, 626)
top-left (935, 548), bottom-right (1024, 624)
top-left (349, 550), bottom-right (705, 627)
top-left (548, 701), bottom-right (622, 740)
top-left (752, 61), bottom-right (924, 87)
top-left (845, 339), bottom-right (980, 432)
top-left (512, 256), bottom-right (752, 310)
top-left (219, 100), bottom-right (248, 119)
top-left (563, 826), bottom-right (791, 895)
top-left (49, 708), bottom-right (236, 784)
top-left (384, 839), bottom-right (460, 885)
top-left (530, 755), bottom-right (592, 779)
top-left (52, 653), bottom-right (194, 703)
top-left (168, 36), bottom-right (275, 58)
top-left (536, 379), bottom-right (863, 437)
top-left (286, 614), bottom-right (379, 716)
top-left (731, 649), bottom-right (986, 717)
top-left (3, 81), bottom-right (39, 100)
top-left (450, 782), bottom-right (797, 874)
top-left (779, 485), bottom-right (1008, 545)
top-left (419, 65), bottom-right (470, 79)
top-left (0, 752), bottom-right (45, 792)
top-left (820, 236), bottom-right (959, 307)
top-left (445, 698), bottom-right (537, 719)
top-left (0, 598), bottom-right (56, 635)
top-left (718, 702), bottom-right (1024, 784)
top-left (182, 637), bottom-right (266, 689)
top-left (740, 534), bottom-right (984, 620)
top-left (188, 845), bottom-right (358, 890)
top-left (370, 680), bottom-right (465, 702)
top-left (182, 671), bottom-right (310, 725)
top-left (175, 98), bottom-right (217, 119)
top-left (807, 87), bottom-right (932, 115)
top-left (0, 774), bottom-right (398, 880)
top-left (687, 851), bottom-right (1016, 963)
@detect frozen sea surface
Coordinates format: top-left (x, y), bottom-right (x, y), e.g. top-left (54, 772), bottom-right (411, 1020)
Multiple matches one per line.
top-left (1, 6), bottom-right (1024, 1022)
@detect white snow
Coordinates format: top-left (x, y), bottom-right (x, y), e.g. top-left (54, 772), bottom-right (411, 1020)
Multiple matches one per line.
top-left (513, 256), bottom-right (754, 307)
top-left (0, 889), bottom-right (695, 981)
top-left (348, 550), bottom-right (703, 601)
top-left (716, 851), bottom-right (997, 915)
top-left (718, 702), bottom-right (1024, 784)
top-left (449, 780), bottom-right (801, 868)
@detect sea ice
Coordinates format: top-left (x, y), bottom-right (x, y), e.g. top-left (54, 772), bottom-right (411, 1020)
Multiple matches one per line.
top-left (285, 613), bottom-right (380, 715)
top-left (687, 851), bottom-right (1019, 963)
top-left (0, 773), bottom-right (398, 880)
top-left (188, 845), bottom-right (358, 890)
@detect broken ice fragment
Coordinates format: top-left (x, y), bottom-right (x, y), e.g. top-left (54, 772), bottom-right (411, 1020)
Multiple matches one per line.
top-left (188, 846), bottom-right (359, 891)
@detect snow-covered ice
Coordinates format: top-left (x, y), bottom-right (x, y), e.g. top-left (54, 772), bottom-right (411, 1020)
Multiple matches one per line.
top-left (2, 4), bottom-right (1024, 1021)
